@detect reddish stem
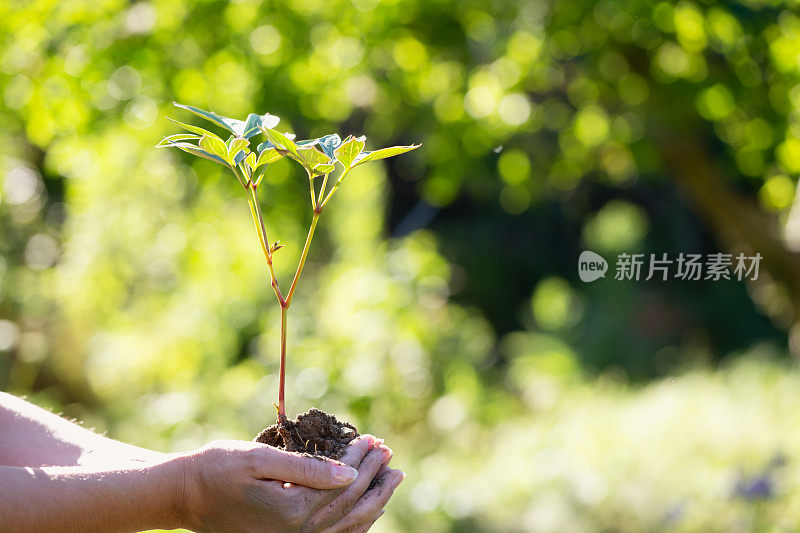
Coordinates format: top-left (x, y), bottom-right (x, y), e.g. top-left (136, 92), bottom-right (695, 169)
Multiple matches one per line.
top-left (278, 304), bottom-right (288, 420)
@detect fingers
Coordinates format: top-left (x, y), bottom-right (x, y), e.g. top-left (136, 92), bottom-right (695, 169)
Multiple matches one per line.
top-left (351, 510), bottom-right (384, 533)
top-left (306, 445), bottom-right (392, 530)
top-left (338, 434), bottom-right (380, 469)
top-left (322, 510), bottom-right (383, 533)
top-left (248, 445), bottom-right (359, 490)
top-left (350, 469), bottom-right (403, 518)
top-left (324, 468), bottom-right (404, 533)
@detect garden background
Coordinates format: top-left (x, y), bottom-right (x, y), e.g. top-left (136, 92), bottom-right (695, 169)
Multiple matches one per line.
top-left (2, 0), bottom-right (800, 531)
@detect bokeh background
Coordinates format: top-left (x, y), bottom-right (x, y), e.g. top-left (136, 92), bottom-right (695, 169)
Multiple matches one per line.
top-left (3, 0), bottom-right (800, 531)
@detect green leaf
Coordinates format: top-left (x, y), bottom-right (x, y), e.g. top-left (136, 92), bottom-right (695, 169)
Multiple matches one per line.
top-left (228, 137), bottom-right (249, 164)
top-left (200, 133), bottom-right (230, 161)
top-left (173, 102), bottom-right (246, 136)
top-left (166, 117), bottom-right (215, 137)
top-left (257, 134), bottom-right (322, 153)
top-left (318, 133), bottom-right (342, 159)
top-left (263, 128), bottom-right (300, 157)
top-left (256, 132), bottom-right (295, 152)
top-left (242, 113), bottom-right (280, 139)
top-left (233, 149), bottom-right (248, 165)
top-left (292, 146), bottom-right (333, 175)
top-left (255, 148), bottom-right (283, 168)
top-left (160, 139), bottom-right (230, 168)
top-left (245, 152), bottom-right (257, 171)
top-left (352, 144), bottom-right (421, 167)
top-left (334, 135), bottom-right (367, 168)
top-left (316, 163), bottom-right (336, 175)
top-left (156, 133), bottom-right (200, 147)
top-left (172, 104), bottom-right (281, 139)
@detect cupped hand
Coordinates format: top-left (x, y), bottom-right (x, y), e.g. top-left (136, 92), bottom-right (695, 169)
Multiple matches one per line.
top-left (174, 435), bottom-right (404, 532)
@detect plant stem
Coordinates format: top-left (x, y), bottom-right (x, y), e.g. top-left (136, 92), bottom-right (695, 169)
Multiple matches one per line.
top-left (246, 183), bottom-right (284, 304)
top-left (320, 167), bottom-right (349, 209)
top-left (308, 170), bottom-right (318, 211)
top-left (244, 167), bottom-right (323, 421)
top-left (284, 212), bottom-right (319, 307)
top-left (254, 166), bottom-right (267, 188)
top-left (246, 188), bottom-right (270, 260)
top-left (276, 211), bottom-right (319, 417)
top-left (267, 257), bottom-right (284, 305)
top-left (317, 172), bottom-right (329, 205)
top-left (278, 303), bottom-right (287, 419)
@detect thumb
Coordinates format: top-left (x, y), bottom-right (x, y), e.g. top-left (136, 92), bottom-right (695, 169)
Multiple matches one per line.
top-left (253, 446), bottom-right (359, 489)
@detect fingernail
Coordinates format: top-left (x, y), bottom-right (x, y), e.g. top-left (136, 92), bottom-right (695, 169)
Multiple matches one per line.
top-left (381, 447), bottom-right (393, 463)
top-left (392, 471), bottom-right (405, 489)
top-left (371, 509), bottom-right (385, 526)
top-left (332, 464), bottom-right (359, 484)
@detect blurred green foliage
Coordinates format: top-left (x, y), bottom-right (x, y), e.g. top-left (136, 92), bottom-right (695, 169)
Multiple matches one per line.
top-left (2, 0), bottom-right (800, 531)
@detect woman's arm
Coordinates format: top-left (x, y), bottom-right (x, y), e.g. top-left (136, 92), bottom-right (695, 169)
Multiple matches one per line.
top-left (0, 439), bottom-right (398, 533)
top-left (0, 458), bottom-right (184, 533)
top-left (0, 393), bottom-right (402, 532)
top-left (0, 391), bottom-right (162, 467)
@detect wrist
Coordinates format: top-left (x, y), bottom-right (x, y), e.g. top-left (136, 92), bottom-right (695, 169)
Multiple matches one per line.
top-left (165, 451), bottom-right (203, 531)
top-left (78, 446), bottom-right (169, 467)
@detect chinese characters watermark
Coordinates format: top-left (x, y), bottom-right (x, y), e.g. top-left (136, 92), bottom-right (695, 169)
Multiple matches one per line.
top-left (579, 251), bottom-right (761, 282)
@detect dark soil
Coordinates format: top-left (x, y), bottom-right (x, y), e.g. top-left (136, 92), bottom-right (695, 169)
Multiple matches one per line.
top-left (367, 476), bottom-right (385, 491)
top-left (254, 408), bottom-right (359, 460)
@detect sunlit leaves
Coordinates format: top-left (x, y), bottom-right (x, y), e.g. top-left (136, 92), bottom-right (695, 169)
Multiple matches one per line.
top-left (242, 112), bottom-right (280, 139)
top-left (329, 136), bottom-right (421, 171)
top-left (158, 139), bottom-right (230, 168)
top-left (333, 135), bottom-right (366, 168)
top-left (292, 146), bottom-right (334, 176)
top-left (245, 151), bottom-right (257, 171)
top-left (256, 137), bottom-right (319, 153)
top-left (166, 118), bottom-right (215, 137)
top-left (295, 138), bottom-right (321, 148)
top-left (255, 147), bottom-right (283, 168)
top-left (251, 137), bottom-right (290, 173)
top-left (160, 129), bottom-right (254, 170)
top-left (158, 129), bottom-right (232, 169)
top-left (173, 102), bottom-right (247, 136)
top-left (156, 133), bottom-right (200, 146)
top-left (228, 137), bottom-right (249, 153)
top-left (200, 133), bottom-right (229, 161)
top-left (352, 144), bottom-right (421, 167)
top-left (234, 149), bottom-right (248, 165)
top-left (259, 129), bottom-right (334, 175)
top-left (227, 137), bottom-right (249, 164)
top-left (173, 102), bottom-right (279, 139)
top-left (316, 163), bottom-right (336, 174)
top-left (318, 134), bottom-right (342, 159)
top-left (165, 108), bottom-right (420, 187)
top-left (262, 127), bottom-right (301, 157)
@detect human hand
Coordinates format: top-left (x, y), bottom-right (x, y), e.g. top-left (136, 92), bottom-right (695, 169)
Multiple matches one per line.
top-left (174, 435), bottom-right (404, 532)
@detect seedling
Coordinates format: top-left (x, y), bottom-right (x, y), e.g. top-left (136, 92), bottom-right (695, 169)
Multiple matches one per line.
top-left (158, 102), bottom-right (420, 423)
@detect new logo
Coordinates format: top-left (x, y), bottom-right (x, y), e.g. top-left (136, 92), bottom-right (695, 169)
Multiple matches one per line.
top-left (578, 250), bottom-right (608, 282)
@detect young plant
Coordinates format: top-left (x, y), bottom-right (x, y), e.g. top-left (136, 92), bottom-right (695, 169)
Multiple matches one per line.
top-left (158, 102), bottom-right (420, 422)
